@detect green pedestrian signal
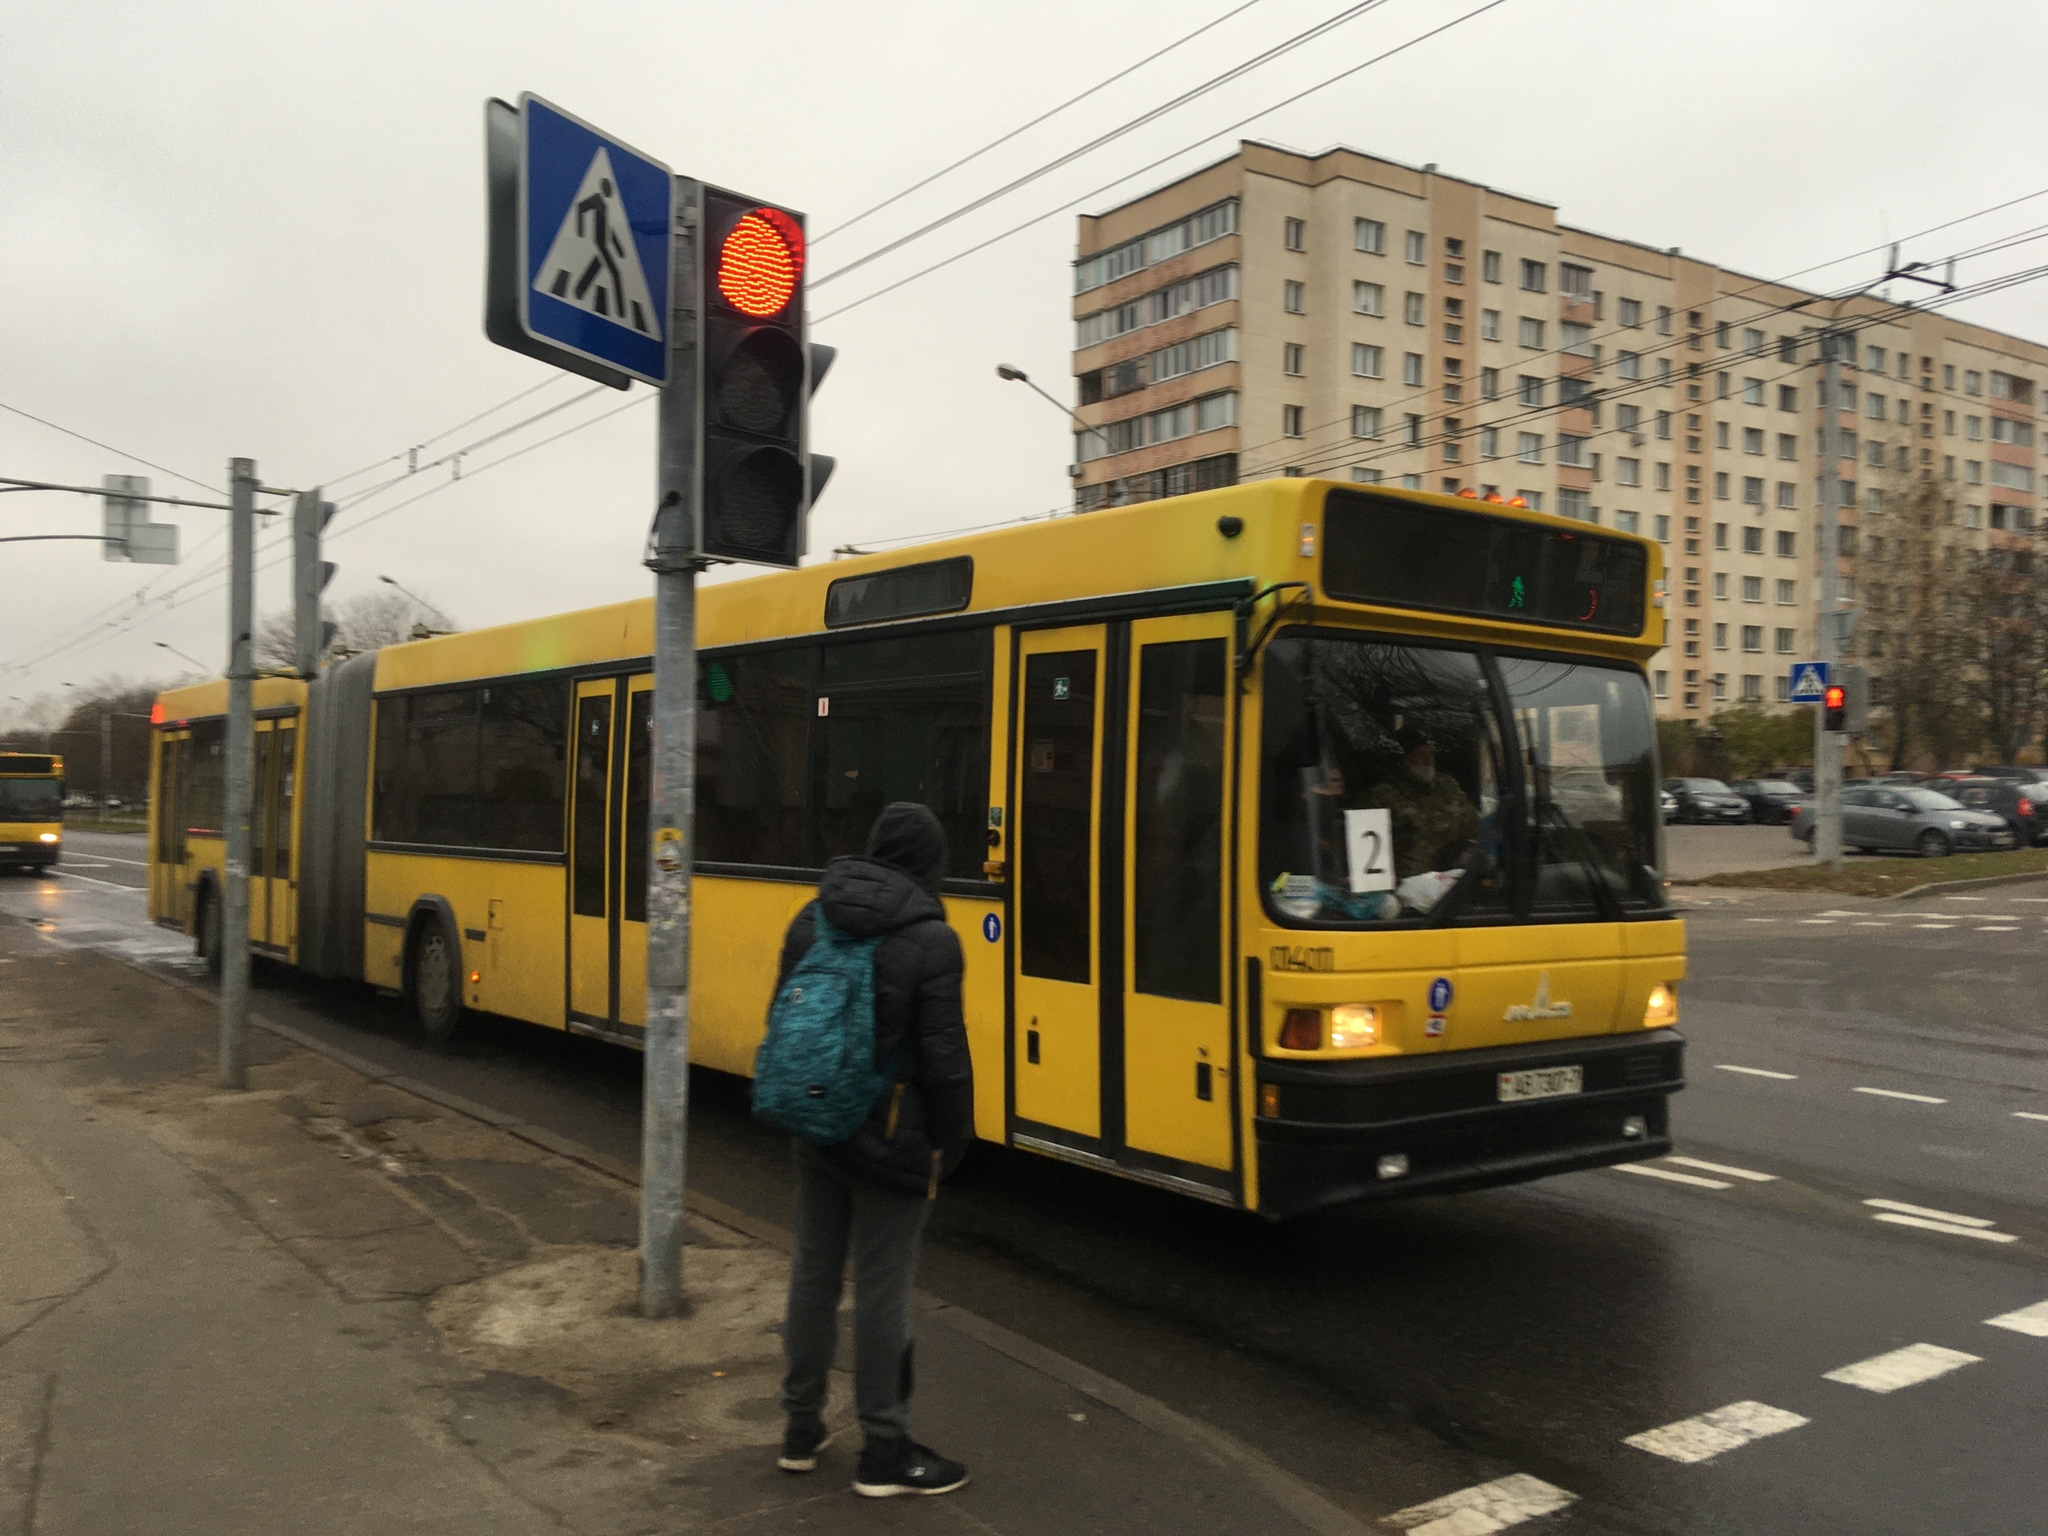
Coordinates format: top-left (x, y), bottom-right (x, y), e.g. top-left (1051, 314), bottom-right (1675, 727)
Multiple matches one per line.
top-left (1509, 576), bottom-right (1526, 609)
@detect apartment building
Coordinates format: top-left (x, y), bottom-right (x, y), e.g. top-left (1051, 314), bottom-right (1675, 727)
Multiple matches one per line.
top-left (1070, 142), bottom-right (2048, 721)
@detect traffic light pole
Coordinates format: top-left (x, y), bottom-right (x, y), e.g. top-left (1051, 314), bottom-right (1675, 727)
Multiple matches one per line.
top-left (1814, 339), bottom-right (1845, 872)
top-left (641, 180), bottom-right (701, 1319)
top-left (220, 457), bottom-right (257, 1087)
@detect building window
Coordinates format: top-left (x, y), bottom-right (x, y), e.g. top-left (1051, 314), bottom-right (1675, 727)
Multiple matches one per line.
top-left (1775, 628), bottom-right (1794, 654)
top-left (1561, 262), bottom-right (1593, 299)
top-left (1558, 488), bottom-right (1593, 522)
top-left (1654, 463), bottom-right (1672, 490)
top-left (1351, 343), bottom-right (1383, 378)
top-left (1404, 291), bottom-right (1425, 325)
top-left (1517, 432), bottom-right (1542, 464)
top-left (1519, 259), bottom-right (1546, 292)
top-left (1480, 308), bottom-right (1501, 341)
top-left (1353, 281), bottom-right (1385, 316)
top-left (1741, 427), bottom-right (1763, 455)
top-left (1776, 579), bottom-right (1796, 605)
top-left (1282, 405), bottom-right (1304, 438)
top-left (1713, 522), bottom-right (1728, 549)
top-left (1446, 262), bottom-right (1464, 284)
top-left (1712, 622), bottom-right (1728, 650)
top-left (1617, 350), bottom-right (1641, 381)
top-left (1402, 229), bottom-right (1425, 264)
top-left (1558, 434), bottom-right (1587, 467)
top-left (1654, 670), bottom-right (1669, 698)
top-left (1519, 317), bottom-right (1544, 349)
top-left (1740, 625), bottom-right (1762, 653)
top-left (1518, 375), bottom-right (1544, 407)
top-left (1473, 425), bottom-right (1495, 458)
top-left (1617, 457), bottom-right (1640, 486)
top-left (1516, 490), bottom-right (1543, 510)
top-left (1777, 434), bottom-right (1797, 460)
top-left (1615, 509), bottom-right (1639, 533)
top-left (1404, 414), bottom-right (1423, 446)
top-left (1965, 370), bottom-right (1983, 395)
top-left (1743, 476), bottom-right (1763, 505)
top-left (1656, 306), bottom-right (1673, 336)
top-left (1403, 352), bottom-right (1424, 386)
top-left (1354, 218), bottom-right (1384, 254)
top-left (1654, 513), bottom-right (1671, 542)
top-left (1776, 530), bottom-right (1796, 557)
top-left (1351, 466), bottom-right (1382, 484)
top-left (1283, 280), bottom-right (1304, 314)
top-left (1618, 405), bottom-right (1639, 433)
top-left (1351, 405), bottom-right (1382, 438)
top-left (1480, 366), bottom-right (1500, 398)
top-left (1713, 471), bottom-right (1729, 500)
top-left (1561, 322), bottom-right (1594, 357)
top-left (1283, 343), bottom-right (1304, 376)
top-left (1710, 574), bottom-right (1727, 599)
top-left (1284, 217), bottom-right (1306, 251)
top-left (1741, 525), bottom-right (1764, 553)
top-left (1482, 250), bottom-right (1501, 283)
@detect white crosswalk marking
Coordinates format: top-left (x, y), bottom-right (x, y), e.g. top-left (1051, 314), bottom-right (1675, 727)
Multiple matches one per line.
top-left (1624, 1401), bottom-right (1809, 1464)
top-left (1380, 1474), bottom-right (1576, 1533)
top-left (1854, 1087), bottom-right (1947, 1104)
top-left (1823, 1343), bottom-right (1980, 1393)
top-left (1715, 1064), bottom-right (1797, 1080)
top-left (1664, 1156), bottom-right (1776, 1182)
top-left (1985, 1300), bottom-right (2048, 1337)
top-left (1614, 1164), bottom-right (1730, 1190)
top-left (1864, 1199), bottom-right (1992, 1226)
top-left (1872, 1214), bottom-right (2019, 1244)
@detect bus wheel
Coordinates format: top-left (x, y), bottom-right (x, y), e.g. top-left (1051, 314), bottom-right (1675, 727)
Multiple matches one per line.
top-left (196, 888), bottom-right (223, 977)
top-left (411, 916), bottom-right (464, 1046)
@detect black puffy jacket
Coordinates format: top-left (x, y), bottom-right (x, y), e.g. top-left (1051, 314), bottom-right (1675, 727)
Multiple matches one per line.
top-left (773, 803), bottom-right (974, 1195)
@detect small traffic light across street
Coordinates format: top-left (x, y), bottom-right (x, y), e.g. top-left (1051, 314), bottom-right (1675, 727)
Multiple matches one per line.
top-left (695, 186), bottom-right (834, 567)
top-left (292, 489), bottom-right (338, 677)
top-left (1823, 683), bottom-right (1848, 733)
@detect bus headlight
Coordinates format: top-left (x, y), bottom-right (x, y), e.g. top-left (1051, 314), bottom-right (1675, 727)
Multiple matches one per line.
top-left (1328, 1003), bottom-right (1381, 1050)
top-left (38, 833), bottom-right (58, 843)
top-left (1644, 981), bottom-right (1678, 1028)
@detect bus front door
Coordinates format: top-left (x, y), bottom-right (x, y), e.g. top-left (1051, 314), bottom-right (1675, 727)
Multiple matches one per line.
top-left (151, 730), bottom-right (188, 923)
top-left (1010, 616), bottom-right (1236, 1195)
top-left (568, 681), bottom-right (618, 1030)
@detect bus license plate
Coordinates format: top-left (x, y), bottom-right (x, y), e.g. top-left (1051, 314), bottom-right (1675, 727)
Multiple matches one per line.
top-left (1498, 1065), bottom-right (1583, 1102)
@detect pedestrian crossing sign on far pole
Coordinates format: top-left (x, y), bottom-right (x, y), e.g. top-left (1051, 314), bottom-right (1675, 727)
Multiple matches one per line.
top-left (484, 94), bottom-right (674, 388)
top-left (1788, 661), bottom-right (1831, 703)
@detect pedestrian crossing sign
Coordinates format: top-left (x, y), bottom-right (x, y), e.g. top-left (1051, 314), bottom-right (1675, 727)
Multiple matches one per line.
top-left (504, 94), bottom-right (674, 386)
top-left (1788, 662), bottom-right (1831, 703)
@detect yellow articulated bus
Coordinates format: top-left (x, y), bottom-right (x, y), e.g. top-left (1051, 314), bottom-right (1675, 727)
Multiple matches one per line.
top-left (1, 752), bottom-right (66, 872)
top-left (149, 478), bottom-right (1684, 1216)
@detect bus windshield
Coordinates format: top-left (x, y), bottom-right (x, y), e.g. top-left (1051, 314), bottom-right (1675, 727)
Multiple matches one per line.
top-left (0, 778), bottom-right (61, 820)
top-left (1259, 632), bottom-right (1664, 926)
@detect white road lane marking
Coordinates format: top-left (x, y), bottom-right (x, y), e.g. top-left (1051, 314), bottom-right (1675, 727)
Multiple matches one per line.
top-left (1715, 1064), bottom-right (1798, 1080)
top-left (2014, 1112), bottom-right (2048, 1123)
top-left (1865, 1199), bottom-right (1994, 1226)
top-left (1912, 923), bottom-right (1955, 930)
top-left (1854, 1087), bottom-right (1948, 1104)
top-left (1744, 917), bottom-right (1777, 924)
top-left (1943, 895), bottom-right (1989, 901)
top-left (1816, 909), bottom-right (1863, 917)
top-left (1854, 921), bottom-right (1889, 926)
top-left (47, 873), bottom-right (146, 893)
top-left (1380, 1473), bottom-right (1576, 1533)
top-left (1873, 1214), bottom-right (2020, 1244)
top-left (1798, 919), bottom-right (1836, 925)
top-left (1665, 1156), bottom-right (1776, 1182)
top-left (1823, 1343), bottom-right (1981, 1393)
top-left (1985, 1300), bottom-right (2048, 1337)
top-left (69, 851), bottom-right (148, 865)
top-left (1614, 1164), bottom-right (1731, 1190)
top-left (1623, 1401), bottom-right (1809, 1464)
top-left (1976, 926), bottom-right (2019, 932)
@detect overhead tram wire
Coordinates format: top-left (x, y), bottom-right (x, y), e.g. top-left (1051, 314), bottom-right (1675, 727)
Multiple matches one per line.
top-left (0, 400), bottom-right (224, 495)
top-left (813, 0), bottom-right (1399, 292)
top-left (1232, 221), bottom-right (2048, 483)
top-left (813, 0), bottom-right (1273, 246)
top-left (811, 0), bottom-right (1515, 325)
top-left (319, 374), bottom-right (574, 491)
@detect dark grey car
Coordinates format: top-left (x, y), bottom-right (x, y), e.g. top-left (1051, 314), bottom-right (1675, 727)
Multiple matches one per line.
top-left (1791, 785), bottom-right (2014, 856)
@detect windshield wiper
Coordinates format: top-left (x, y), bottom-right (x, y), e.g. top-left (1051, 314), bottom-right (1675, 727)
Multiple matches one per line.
top-left (1533, 795), bottom-right (1622, 921)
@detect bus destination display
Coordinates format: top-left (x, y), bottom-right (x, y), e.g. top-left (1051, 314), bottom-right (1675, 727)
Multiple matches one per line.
top-left (1319, 489), bottom-right (1649, 636)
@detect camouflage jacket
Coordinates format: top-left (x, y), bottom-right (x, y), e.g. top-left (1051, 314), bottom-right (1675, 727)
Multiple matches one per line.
top-left (1363, 773), bottom-right (1480, 880)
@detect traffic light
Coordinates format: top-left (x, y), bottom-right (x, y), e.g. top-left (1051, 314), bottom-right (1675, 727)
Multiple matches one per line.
top-left (292, 489), bottom-right (338, 677)
top-left (695, 186), bottom-right (833, 567)
top-left (1823, 683), bottom-right (1847, 733)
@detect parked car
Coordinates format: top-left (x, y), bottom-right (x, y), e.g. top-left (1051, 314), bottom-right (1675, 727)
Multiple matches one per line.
top-left (1728, 778), bottom-right (1810, 825)
top-left (1660, 787), bottom-right (1679, 824)
top-left (1663, 778), bottom-right (1753, 824)
top-left (1866, 771), bottom-right (1930, 785)
top-left (1943, 776), bottom-right (2045, 846)
top-left (1765, 768), bottom-right (1816, 792)
top-left (1790, 784), bottom-right (2014, 856)
top-left (1955, 765), bottom-right (2044, 783)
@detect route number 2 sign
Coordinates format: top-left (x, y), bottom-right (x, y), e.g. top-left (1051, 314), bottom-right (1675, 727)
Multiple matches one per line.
top-left (1342, 808), bottom-right (1395, 893)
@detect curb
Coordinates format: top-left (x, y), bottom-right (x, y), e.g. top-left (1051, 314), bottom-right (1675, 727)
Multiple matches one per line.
top-left (1888, 870), bottom-right (2048, 901)
top-left (43, 925), bottom-right (1368, 1536)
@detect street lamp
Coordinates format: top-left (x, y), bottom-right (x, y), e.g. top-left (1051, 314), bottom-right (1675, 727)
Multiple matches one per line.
top-left (996, 364), bottom-right (1124, 510)
top-left (379, 575), bottom-right (452, 640)
top-left (153, 640), bottom-right (212, 674)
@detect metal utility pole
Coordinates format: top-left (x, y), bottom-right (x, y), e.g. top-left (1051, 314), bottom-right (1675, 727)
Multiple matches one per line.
top-left (99, 712), bottom-right (112, 817)
top-left (1814, 340), bottom-right (1845, 872)
top-left (641, 182), bottom-right (700, 1318)
top-left (220, 458), bottom-right (257, 1089)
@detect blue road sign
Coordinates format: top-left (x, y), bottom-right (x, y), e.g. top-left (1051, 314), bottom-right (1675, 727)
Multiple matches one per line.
top-left (1788, 661), bottom-right (1831, 703)
top-left (517, 94), bottom-right (673, 386)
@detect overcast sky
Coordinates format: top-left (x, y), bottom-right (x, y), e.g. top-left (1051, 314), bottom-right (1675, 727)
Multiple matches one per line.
top-left (6, 0), bottom-right (2048, 717)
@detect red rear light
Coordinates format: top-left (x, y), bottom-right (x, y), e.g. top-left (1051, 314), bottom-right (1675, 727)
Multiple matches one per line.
top-left (2021, 796), bottom-right (2033, 817)
top-left (717, 208), bottom-right (804, 318)
top-left (1279, 1009), bottom-right (1322, 1050)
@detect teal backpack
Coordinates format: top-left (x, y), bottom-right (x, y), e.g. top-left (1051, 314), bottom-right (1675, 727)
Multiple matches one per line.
top-left (752, 913), bottom-right (894, 1145)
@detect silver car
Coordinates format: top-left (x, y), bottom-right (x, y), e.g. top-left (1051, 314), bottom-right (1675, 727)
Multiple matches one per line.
top-left (1791, 784), bottom-right (2014, 857)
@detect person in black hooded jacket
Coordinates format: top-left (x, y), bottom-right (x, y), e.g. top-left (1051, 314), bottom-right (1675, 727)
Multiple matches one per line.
top-left (774, 802), bottom-right (974, 1498)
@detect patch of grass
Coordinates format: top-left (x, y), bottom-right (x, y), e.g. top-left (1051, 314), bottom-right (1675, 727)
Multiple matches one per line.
top-left (1684, 846), bottom-right (2048, 898)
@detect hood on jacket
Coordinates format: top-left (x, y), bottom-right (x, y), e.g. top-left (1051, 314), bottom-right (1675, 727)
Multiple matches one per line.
top-left (816, 802), bottom-right (949, 938)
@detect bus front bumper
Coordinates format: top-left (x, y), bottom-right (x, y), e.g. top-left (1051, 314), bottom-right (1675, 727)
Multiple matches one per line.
top-left (1254, 1029), bottom-right (1684, 1219)
top-left (0, 840), bottom-right (58, 868)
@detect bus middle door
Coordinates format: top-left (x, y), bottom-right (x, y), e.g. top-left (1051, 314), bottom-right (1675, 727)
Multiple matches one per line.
top-left (568, 680), bottom-right (622, 1032)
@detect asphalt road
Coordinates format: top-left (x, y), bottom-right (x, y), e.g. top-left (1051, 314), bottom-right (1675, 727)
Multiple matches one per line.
top-left (8, 830), bottom-right (2045, 1535)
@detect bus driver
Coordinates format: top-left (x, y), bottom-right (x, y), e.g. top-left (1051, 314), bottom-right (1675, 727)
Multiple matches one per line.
top-left (1362, 725), bottom-right (1479, 882)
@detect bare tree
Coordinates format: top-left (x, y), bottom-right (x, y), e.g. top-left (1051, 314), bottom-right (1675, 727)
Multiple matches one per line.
top-left (254, 588), bottom-right (458, 671)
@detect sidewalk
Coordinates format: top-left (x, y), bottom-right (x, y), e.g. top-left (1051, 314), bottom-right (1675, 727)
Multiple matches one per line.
top-left (0, 919), bottom-right (1353, 1536)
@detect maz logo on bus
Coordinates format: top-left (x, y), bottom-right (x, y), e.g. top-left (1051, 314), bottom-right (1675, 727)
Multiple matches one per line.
top-left (1269, 946), bottom-right (1335, 973)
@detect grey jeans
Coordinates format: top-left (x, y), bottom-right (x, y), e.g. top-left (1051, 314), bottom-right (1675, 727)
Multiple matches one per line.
top-left (780, 1143), bottom-right (933, 1445)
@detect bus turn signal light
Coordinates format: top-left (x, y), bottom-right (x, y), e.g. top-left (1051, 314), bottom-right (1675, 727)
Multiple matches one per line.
top-left (1644, 981), bottom-right (1678, 1028)
top-left (1259, 1083), bottom-right (1281, 1118)
top-left (1278, 1008), bottom-right (1321, 1050)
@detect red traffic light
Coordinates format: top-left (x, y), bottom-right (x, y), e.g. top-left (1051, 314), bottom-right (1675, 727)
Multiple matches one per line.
top-left (716, 207), bottom-right (805, 318)
top-left (1823, 685), bottom-right (1846, 710)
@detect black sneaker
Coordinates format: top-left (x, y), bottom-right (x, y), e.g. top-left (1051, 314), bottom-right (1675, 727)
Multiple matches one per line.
top-left (777, 1418), bottom-right (830, 1473)
top-left (852, 1438), bottom-right (968, 1498)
